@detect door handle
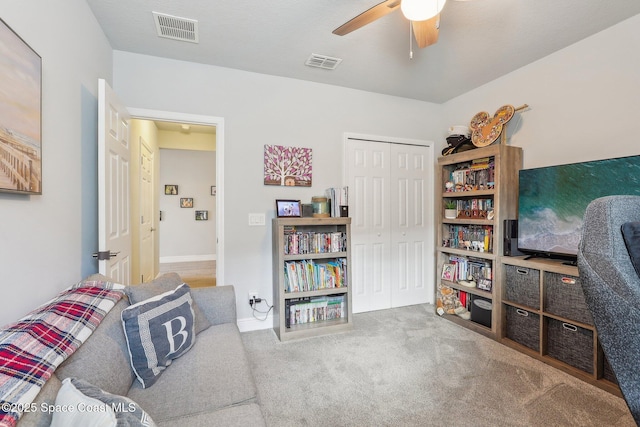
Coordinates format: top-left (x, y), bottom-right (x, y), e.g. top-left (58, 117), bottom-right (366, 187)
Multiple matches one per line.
top-left (150, 227), bottom-right (156, 232)
top-left (92, 250), bottom-right (120, 260)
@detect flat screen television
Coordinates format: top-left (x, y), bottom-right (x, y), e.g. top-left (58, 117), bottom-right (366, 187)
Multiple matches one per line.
top-left (517, 154), bottom-right (640, 263)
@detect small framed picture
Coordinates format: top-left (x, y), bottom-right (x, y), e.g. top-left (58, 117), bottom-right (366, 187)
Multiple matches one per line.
top-left (211, 186), bottom-right (216, 196)
top-left (195, 210), bottom-right (208, 221)
top-left (180, 198), bottom-right (193, 208)
top-left (165, 184), bottom-right (178, 195)
top-left (276, 199), bottom-right (301, 218)
top-left (441, 263), bottom-right (455, 282)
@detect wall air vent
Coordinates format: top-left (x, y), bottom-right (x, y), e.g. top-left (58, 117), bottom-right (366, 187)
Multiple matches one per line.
top-left (305, 54), bottom-right (342, 70)
top-left (153, 12), bottom-right (199, 43)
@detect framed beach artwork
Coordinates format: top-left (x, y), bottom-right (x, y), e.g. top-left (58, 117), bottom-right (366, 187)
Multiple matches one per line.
top-left (0, 18), bottom-right (42, 194)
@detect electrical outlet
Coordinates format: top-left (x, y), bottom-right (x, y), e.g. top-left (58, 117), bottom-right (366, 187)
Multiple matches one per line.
top-left (248, 292), bottom-right (259, 306)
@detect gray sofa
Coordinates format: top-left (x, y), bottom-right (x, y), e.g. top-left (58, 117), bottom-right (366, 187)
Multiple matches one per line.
top-left (578, 195), bottom-right (640, 425)
top-left (19, 280), bottom-right (265, 426)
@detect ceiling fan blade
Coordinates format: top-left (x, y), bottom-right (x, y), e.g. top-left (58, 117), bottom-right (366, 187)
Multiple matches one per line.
top-left (412, 14), bottom-right (440, 48)
top-left (333, 0), bottom-right (401, 36)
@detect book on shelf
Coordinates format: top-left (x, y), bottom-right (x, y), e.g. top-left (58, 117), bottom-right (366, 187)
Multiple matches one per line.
top-left (443, 255), bottom-right (492, 291)
top-left (284, 258), bottom-right (348, 292)
top-left (447, 158), bottom-right (495, 191)
top-left (285, 295), bottom-right (346, 328)
top-left (284, 231), bottom-right (347, 255)
top-left (325, 186), bottom-right (349, 217)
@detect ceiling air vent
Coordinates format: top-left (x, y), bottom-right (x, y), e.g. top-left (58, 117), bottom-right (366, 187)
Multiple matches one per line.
top-left (153, 12), bottom-right (199, 43)
top-left (305, 54), bottom-right (342, 70)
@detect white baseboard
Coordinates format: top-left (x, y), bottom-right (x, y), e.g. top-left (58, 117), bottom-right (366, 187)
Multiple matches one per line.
top-left (159, 254), bottom-right (216, 263)
top-left (237, 315), bottom-right (274, 333)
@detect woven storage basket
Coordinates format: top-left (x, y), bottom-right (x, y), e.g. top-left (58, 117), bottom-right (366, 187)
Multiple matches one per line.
top-left (505, 265), bottom-right (540, 308)
top-left (544, 272), bottom-right (593, 325)
top-left (505, 305), bottom-right (540, 351)
top-left (546, 318), bottom-right (594, 374)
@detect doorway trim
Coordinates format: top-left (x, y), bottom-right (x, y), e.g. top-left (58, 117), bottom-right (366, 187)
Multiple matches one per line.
top-left (128, 107), bottom-right (225, 286)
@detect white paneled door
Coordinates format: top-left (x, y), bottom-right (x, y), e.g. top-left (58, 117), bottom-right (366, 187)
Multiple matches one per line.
top-left (346, 136), bottom-right (434, 313)
top-left (139, 137), bottom-right (155, 283)
top-left (98, 79), bottom-right (132, 284)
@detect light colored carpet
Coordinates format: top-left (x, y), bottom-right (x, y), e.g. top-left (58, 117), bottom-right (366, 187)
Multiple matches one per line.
top-left (241, 304), bottom-right (634, 427)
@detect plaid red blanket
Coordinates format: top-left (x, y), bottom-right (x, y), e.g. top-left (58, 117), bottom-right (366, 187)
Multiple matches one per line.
top-left (0, 279), bottom-right (124, 427)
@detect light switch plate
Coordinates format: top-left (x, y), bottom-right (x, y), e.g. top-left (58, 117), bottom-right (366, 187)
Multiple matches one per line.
top-left (248, 213), bottom-right (266, 226)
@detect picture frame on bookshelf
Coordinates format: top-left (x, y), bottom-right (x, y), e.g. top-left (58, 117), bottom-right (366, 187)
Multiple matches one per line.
top-left (477, 278), bottom-right (492, 292)
top-left (276, 199), bottom-right (301, 217)
top-left (441, 263), bottom-right (455, 281)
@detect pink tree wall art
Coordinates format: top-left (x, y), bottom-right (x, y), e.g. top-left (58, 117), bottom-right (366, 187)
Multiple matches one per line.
top-left (264, 144), bottom-right (312, 187)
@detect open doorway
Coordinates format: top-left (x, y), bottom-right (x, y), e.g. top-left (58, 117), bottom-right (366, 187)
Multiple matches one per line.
top-left (127, 108), bottom-right (224, 288)
top-left (156, 122), bottom-right (216, 287)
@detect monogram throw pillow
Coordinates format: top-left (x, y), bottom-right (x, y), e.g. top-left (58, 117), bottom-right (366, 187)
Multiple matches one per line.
top-left (122, 284), bottom-right (196, 388)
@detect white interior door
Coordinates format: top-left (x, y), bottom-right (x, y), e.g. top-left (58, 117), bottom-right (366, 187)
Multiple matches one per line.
top-left (139, 137), bottom-right (155, 283)
top-left (98, 79), bottom-right (131, 284)
top-left (346, 136), bottom-right (434, 313)
top-left (346, 139), bottom-right (391, 313)
top-left (390, 144), bottom-right (433, 307)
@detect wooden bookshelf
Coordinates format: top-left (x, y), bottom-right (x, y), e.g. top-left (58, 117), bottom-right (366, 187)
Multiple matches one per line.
top-left (272, 217), bottom-right (353, 341)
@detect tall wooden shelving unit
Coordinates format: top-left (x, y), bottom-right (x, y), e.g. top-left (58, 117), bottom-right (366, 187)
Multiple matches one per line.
top-left (435, 144), bottom-right (522, 338)
top-left (272, 217), bottom-right (353, 341)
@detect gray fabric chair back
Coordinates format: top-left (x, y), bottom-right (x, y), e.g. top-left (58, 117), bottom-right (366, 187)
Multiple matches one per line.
top-left (578, 195), bottom-right (640, 424)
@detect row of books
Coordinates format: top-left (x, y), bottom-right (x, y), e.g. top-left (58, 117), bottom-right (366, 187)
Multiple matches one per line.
top-left (448, 157), bottom-right (496, 192)
top-left (325, 186), bottom-right (348, 217)
top-left (283, 230), bottom-right (347, 255)
top-left (284, 259), bottom-right (347, 292)
top-left (285, 295), bottom-right (346, 327)
top-left (443, 224), bottom-right (493, 252)
top-left (441, 255), bottom-right (493, 292)
top-left (451, 198), bottom-right (493, 212)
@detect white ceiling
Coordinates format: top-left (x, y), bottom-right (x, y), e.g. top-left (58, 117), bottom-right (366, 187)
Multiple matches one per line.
top-left (86, 0), bottom-right (640, 104)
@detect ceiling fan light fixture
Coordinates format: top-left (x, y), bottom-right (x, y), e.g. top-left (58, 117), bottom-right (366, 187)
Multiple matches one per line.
top-left (401, 0), bottom-right (446, 22)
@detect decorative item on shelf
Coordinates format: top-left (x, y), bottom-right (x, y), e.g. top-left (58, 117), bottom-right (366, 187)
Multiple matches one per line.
top-left (312, 196), bottom-right (330, 218)
top-left (301, 203), bottom-right (313, 217)
top-left (443, 125), bottom-right (473, 156)
top-left (470, 104), bottom-right (529, 147)
top-left (444, 200), bottom-right (457, 219)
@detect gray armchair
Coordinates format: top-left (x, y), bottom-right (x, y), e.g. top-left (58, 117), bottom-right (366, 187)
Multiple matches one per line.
top-left (577, 195), bottom-right (640, 424)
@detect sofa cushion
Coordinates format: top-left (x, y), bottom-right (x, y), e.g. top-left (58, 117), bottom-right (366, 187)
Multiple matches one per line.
top-left (55, 298), bottom-right (134, 397)
top-left (50, 377), bottom-right (156, 427)
top-left (122, 284), bottom-right (196, 388)
top-left (621, 222), bottom-right (640, 278)
top-left (126, 323), bottom-right (258, 423)
top-left (126, 273), bottom-right (211, 334)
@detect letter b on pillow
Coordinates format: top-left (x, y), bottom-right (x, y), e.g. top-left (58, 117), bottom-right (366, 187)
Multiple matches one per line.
top-left (122, 284), bottom-right (196, 388)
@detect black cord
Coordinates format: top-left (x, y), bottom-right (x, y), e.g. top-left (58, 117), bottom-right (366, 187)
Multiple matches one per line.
top-left (250, 298), bottom-right (273, 321)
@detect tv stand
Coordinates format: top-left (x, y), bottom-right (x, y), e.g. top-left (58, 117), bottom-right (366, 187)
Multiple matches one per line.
top-left (500, 256), bottom-right (620, 396)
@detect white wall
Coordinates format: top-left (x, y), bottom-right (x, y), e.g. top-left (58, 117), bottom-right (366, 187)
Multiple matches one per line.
top-left (159, 148), bottom-right (216, 261)
top-left (0, 1), bottom-right (112, 327)
top-left (443, 14), bottom-right (640, 169)
top-left (113, 52), bottom-right (442, 328)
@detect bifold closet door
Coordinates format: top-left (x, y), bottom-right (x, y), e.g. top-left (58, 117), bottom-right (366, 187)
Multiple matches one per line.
top-left (347, 139), bottom-right (392, 313)
top-left (389, 143), bottom-right (432, 307)
top-left (346, 138), bottom-right (433, 313)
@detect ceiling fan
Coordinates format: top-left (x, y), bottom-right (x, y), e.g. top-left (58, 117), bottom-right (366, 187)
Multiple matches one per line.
top-left (333, 0), bottom-right (464, 49)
